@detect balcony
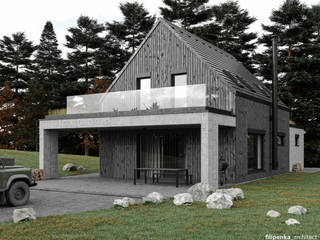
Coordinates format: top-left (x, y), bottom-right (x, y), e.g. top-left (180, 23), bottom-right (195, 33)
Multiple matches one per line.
top-left (66, 84), bottom-right (234, 115)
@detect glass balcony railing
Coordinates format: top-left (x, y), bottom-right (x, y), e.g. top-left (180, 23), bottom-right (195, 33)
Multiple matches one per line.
top-left (67, 84), bottom-right (208, 114)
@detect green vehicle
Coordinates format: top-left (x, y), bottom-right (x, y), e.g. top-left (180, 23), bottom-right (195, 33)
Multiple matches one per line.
top-left (0, 159), bottom-right (37, 206)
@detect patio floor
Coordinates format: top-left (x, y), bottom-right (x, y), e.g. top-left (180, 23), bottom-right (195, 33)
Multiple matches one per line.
top-left (34, 173), bottom-right (190, 199)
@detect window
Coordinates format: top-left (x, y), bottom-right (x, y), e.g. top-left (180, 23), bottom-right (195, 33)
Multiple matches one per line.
top-left (137, 77), bottom-right (151, 110)
top-left (172, 73), bottom-right (187, 86)
top-left (277, 135), bottom-right (285, 146)
top-left (295, 134), bottom-right (300, 146)
top-left (137, 77), bottom-right (151, 90)
top-left (172, 73), bottom-right (187, 107)
top-left (248, 133), bottom-right (263, 172)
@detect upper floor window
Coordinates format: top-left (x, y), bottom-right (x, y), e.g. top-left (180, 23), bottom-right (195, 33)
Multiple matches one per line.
top-left (137, 77), bottom-right (151, 90)
top-left (295, 134), bottom-right (300, 146)
top-left (277, 135), bottom-right (285, 146)
top-left (172, 73), bottom-right (187, 86)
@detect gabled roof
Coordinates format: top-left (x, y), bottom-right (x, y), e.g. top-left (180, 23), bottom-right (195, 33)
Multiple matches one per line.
top-left (107, 18), bottom-right (285, 107)
top-left (162, 19), bottom-right (271, 100)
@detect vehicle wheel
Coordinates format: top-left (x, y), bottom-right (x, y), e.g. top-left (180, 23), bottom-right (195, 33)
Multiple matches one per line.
top-left (5, 181), bottom-right (30, 206)
top-left (0, 192), bottom-right (5, 205)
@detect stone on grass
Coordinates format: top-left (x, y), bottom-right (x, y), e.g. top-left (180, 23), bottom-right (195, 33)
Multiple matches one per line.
top-left (206, 192), bottom-right (233, 209)
top-left (288, 206), bottom-right (307, 215)
top-left (113, 197), bottom-right (135, 208)
top-left (173, 193), bottom-right (193, 206)
top-left (285, 218), bottom-right (300, 225)
top-left (77, 165), bottom-right (87, 171)
top-left (13, 208), bottom-right (36, 223)
top-left (216, 188), bottom-right (244, 201)
top-left (266, 210), bottom-right (281, 218)
top-left (187, 183), bottom-right (213, 202)
top-left (62, 163), bottom-right (77, 172)
top-left (142, 192), bottom-right (164, 204)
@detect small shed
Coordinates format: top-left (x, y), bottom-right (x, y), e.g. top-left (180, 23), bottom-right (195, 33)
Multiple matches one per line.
top-left (289, 124), bottom-right (304, 172)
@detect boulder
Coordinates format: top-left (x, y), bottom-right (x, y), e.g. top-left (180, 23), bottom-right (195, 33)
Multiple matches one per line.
top-left (77, 165), bottom-right (87, 171)
top-left (288, 206), bottom-right (307, 215)
top-left (13, 208), bottom-right (36, 223)
top-left (113, 197), bottom-right (135, 208)
top-left (173, 193), bottom-right (193, 206)
top-left (206, 192), bottom-right (233, 209)
top-left (285, 218), bottom-right (300, 225)
top-left (188, 183), bottom-right (213, 202)
top-left (62, 163), bottom-right (77, 172)
top-left (142, 192), bottom-right (164, 204)
top-left (266, 210), bottom-right (281, 218)
top-left (216, 188), bottom-right (244, 201)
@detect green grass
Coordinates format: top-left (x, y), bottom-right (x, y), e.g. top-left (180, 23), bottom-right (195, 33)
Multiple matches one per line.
top-left (0, 149), bottom-right (99, 177)
top-left (1, 172), bottom-right (320, 240)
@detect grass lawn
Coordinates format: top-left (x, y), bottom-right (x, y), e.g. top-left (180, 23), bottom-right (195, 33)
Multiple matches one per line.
top-left (0, 149), bottom-right (99, 177)
top-left (1, 172), bottom-right (320, 240)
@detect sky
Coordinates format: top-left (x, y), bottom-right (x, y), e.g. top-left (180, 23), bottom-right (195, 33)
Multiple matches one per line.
top-left (0, 0), bottom-right (319, 56)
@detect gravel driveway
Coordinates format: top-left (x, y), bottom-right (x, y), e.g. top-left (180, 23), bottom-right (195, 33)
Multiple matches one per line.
top-left (0, 189), bottom-right (121, 223)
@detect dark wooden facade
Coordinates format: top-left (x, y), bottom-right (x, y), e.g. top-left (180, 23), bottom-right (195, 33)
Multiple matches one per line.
top-left (100, 128), bottom-right (201, 182)
top-left (97, 19), bottom-right (290, 185)
top-left (108, 21), bottom-right (235, 113)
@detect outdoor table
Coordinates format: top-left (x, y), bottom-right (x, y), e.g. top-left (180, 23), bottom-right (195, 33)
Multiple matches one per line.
top-left (133, 168), bottom-right (189, 187)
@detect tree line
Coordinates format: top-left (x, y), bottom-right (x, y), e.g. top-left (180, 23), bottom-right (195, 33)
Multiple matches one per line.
top-left (0, 0), bottom-right (319, 166)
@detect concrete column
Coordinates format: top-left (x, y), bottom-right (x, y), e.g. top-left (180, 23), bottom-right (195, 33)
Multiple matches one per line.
top-left (201, 113), bottom-right (219, 190)
top-left (39, 128), bottom-right (59, 179)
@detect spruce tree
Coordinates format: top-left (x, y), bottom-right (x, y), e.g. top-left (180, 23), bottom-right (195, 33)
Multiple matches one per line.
top-left (34, 21), bottom-right (65, 109)
top-left (66, 16), bottom-right (104, 83)
top-left (160, 0), bottom-right (212, 28)
top-left (107, 1), bottom-right (155, 54)
top-left (0, 33), bottom-right (36, 94)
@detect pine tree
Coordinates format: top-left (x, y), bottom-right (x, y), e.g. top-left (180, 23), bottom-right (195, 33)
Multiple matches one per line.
top-left (107, 1), bottom-right (155, 54)
top-left (199, 1), bottom-right (257, 72)
top-left (66, 16), bottom-right (104, 83)
top-left (0, 33), bottom-right (36, 93)
top-left (0, 83), bottom-right (20, 148)
top-left (95, 34), bottom-right (129, 80)
top-left (34, 21), bottom-right (65, 109)
top-left (160, 0), bottom-right (212, 28)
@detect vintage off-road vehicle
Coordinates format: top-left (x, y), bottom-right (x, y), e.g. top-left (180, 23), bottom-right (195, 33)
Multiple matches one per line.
top-left (0, 159), bottom-right (37, 206)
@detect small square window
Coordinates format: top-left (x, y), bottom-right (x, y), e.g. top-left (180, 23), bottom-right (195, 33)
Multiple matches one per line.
top-left (277, 136), bottom-right (284, 146)
top-left (137, 77), bottom-right (151, 90)
top-left (295, 134), bottom-right (300, 146)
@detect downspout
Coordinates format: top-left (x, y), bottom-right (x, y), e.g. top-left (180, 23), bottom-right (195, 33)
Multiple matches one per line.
top-left (272, 36), bottom-right (278, 170)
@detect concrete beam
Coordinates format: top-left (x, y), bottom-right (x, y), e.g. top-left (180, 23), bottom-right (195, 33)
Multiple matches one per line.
top-left (39, 128), bottom-right (58, 179)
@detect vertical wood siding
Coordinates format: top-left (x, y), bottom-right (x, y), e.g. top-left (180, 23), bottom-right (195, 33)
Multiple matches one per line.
top-left (100, 128), bottom-right (201, 181)
top-left (108, 22), bottom-right (235, 112)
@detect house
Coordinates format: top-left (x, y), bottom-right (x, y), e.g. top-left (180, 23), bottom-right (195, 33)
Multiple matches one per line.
top-left (39, 19), bottom-right (290, 189)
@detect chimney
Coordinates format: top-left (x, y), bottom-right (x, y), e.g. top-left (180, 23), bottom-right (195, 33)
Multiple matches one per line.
top-left (272, 36), bottom-right (278, 170)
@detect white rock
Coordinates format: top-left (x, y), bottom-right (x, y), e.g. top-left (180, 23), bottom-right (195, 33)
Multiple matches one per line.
top-left (62, 163), bottom-right (77, 172)
top-left (142, 192), bottom-right (164, 204)
top-left (288, 206), bottom-right (307, 215)
top-left (216, 188), bottom-right (244, 201)
top-left (187, 183), bottom-right (214, 202)
top-left (77, 165), bottom-right (87, 171)
top-left (285, 218), bottom-right (300, 225)
top-left (173, 193), bottom-right (193, 206)
top-left (266, 210), bottom-right (281, 218)
top-left (206, 192), bottom-right (233, 209)
top-left (13, 208), bottom-right (36, 223)
top-left (113, 197), bottom-right (135, 208)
